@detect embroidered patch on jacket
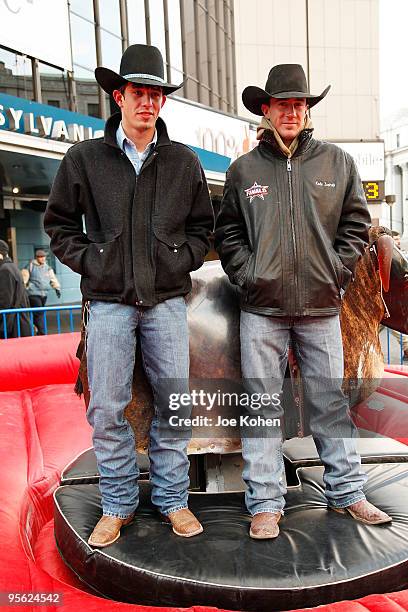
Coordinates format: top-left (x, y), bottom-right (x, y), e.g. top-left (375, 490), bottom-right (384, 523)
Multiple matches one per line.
top-left (244, 181), bottom-right (269, 203)
top-left (315, 180), bottom-right (336, 188)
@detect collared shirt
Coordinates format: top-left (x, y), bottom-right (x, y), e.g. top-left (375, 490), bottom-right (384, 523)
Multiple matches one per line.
top-left (116, 121), bottom-right (157, 176)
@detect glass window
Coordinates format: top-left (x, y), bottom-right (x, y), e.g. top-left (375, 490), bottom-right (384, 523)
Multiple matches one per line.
top-left (99, 0), bottom-right (122, 36)
top-left (70, 13), bottom-right (97, 74)
top-left (149, 0), bottom-right (166, 62)
top-left (39, 62), bottom-right (70, 111)
top-left (0, 47), bottom-right (32, 99)
top-left (167, 0), bottom-right (183, 83)
top-left (75, 71), bottom-right (101, 116)
top-left (196, 2), bottom-right (209, 106)
top-left (207, 0), bottom-right (218, 103)
top-left (100, 30), bottom-right (123, 71)
top-left (69, 0), bottom-right (94, 21)
top-left (181, 0), bottom-right (197, 100)
top-left (127, 0), bottom-right (147, 44)
top-left (87, 102), bottom-right (100, 117)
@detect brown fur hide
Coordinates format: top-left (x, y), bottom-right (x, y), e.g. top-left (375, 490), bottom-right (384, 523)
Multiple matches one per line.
top-left (77, 227), bottom-right (393, 454)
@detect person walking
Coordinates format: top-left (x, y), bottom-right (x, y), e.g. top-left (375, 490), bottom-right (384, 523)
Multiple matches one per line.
top-left (22, 249), bottom-right (61, 335)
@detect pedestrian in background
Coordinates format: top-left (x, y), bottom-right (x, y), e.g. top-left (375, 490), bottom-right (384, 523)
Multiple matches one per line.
top-left (0, 239), bottom-right (31, 339)
top-left (22, 249), bottom-right (61, 335)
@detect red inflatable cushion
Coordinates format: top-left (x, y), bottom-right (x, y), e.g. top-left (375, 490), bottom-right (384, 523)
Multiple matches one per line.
top-left (0, 332), bottom-right (80, 392)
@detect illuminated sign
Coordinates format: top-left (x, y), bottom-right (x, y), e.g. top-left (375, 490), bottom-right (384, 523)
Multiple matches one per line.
top-left (0, 93), bottom-right (104, 143)
top-left (162, 97), bottom-right (258, 161)
top-left (362, 180), bottom-right (385, 203)
top-left (0, 0), bottom-right (72, 70)
top-left (332, 141), bottom-right (385, 181)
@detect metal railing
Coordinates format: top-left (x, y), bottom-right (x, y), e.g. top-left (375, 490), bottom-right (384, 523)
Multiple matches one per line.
top-left (0, 305), bottom-right (82, 339)
top-left (0, 306), bottom-right (407, 367)
top-left (383, 328), bottom-right (407, 366)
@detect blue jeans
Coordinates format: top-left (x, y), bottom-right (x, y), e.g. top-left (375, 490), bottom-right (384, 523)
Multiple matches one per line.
top-left (240, 312), bottom-right (367, 515)
top-left (86, 298), bottom-right (191, 518)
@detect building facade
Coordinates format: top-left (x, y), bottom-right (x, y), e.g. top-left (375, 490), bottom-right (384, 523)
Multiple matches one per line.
top-left (381, 111), bottom-right (408, 246)
top-left (234, 0), bottom-right (380, 141)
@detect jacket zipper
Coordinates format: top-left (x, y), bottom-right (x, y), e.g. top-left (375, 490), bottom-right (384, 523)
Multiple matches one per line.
top-left (287, 158), bottom-right (298, 313)
top-left (131, 150), bottom-right (158, 305)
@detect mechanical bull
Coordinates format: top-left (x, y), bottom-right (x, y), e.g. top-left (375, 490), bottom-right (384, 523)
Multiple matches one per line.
top-left (76, 226), bottom-right (408, 453)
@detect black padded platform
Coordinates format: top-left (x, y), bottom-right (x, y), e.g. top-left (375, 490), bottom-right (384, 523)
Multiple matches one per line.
top-left (54, 463), bottom-right (408, 611)
top-left (60, 447), bottom-right (150, 485)
top-left (283, 435), bottom-right (408, 485)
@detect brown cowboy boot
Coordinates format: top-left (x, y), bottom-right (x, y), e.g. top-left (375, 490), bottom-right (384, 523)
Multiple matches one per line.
top-left (249, 512), bottom-right (282, 539)
top-left (88, 513), bottom-right (135, 547)
top-left (162, 509), bottom-right (203, 537)
top-left (331, 500), bottom-right (392, 525)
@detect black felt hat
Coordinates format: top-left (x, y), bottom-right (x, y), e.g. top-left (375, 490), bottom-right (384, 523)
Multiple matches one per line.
top-left (95, 44), bottom-right (184, 95)
top-left (242, 64), bottom-right (330, 116)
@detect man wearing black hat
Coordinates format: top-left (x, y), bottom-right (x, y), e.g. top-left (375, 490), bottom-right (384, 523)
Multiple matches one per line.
top-left (44, 45), bottom-right (213, 546)
top-left (0, 239), bottom-right (31, 339)
top-left (215, 64), bottom-right (391, 538)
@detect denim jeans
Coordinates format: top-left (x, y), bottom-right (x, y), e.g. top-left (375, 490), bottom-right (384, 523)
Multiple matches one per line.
top-left (86, 298), bottom-right (191, 518)
top-left (240, 312), bottom-right (367, 515)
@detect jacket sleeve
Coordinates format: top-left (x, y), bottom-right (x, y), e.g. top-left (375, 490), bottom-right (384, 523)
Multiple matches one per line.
top-left (185, 158), bottom-right (214, 269)
top-left (334, 156), bottom-right (371, 288)
top-left (214, 170), bottom-right (252, 286)
top-left (48, 267), bottom-right (61, 290)
top-left (21, 267), bottom-right (29, 286)
top-left (0, 267), bottom-right (15, 309)
top-left (43, 151), bottom-right (89, 275)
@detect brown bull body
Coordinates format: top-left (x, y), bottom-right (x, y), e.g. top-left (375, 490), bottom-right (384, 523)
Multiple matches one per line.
top-left (77, 227), bottom-right (408, 454)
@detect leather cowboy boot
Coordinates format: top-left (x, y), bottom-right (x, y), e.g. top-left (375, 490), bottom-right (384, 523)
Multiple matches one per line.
top-left (331, 500), bottom-right (391, 525)
top-left (88, 513), bottom-right (135, 547)
top-left (249, 512), bottom-right (282, 539)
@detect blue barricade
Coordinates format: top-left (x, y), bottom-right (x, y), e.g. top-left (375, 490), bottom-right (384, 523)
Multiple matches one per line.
top-left (0, 305), bottom-right (82, 339)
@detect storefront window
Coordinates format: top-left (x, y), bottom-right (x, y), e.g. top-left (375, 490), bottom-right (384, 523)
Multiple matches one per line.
top-left (168, 0), bottom-right (183, 84)
top-left (73, 69), bottom-right (100, 117)
top-left (100, 30), bottom-right (123, 71)
top-left (149, 0), bottom-right (166, 62)
top-left (70, 13), bottom-right (97, 78)
top-left (39, 63), bottom-right (71, 111)
top-left (99, 0), bottom-right (122, 37)
top-left (127, 0), bottom-right (146, 44)
top-left (180, 0), bottom-right (198, 101)
top-left (69, 0), bottom-right (94, 21)
top-left (0, 47), bottom-right (32, 100)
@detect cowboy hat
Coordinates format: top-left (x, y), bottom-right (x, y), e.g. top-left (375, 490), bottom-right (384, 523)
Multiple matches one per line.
top-left (95, 44), bottom-right (184, 96)
top-left (242, 64), bottom-right (330, 116)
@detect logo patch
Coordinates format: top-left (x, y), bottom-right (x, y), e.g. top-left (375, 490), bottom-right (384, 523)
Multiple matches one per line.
top-left (315, 180), bottom-right (336, 188)
top-left (244, 181), bottom-right (269, 203)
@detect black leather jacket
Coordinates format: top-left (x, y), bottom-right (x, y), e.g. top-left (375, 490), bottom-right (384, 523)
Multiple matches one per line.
top-left (44, 114), bottom-right (213, 306)
top-left (214, 129), bottom-right (371, 317)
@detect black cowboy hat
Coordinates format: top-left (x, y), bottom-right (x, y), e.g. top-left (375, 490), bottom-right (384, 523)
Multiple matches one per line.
top-left (95, 44), bottom-right (184, 96)
top-left (242, 64), bottom-right (330, 116)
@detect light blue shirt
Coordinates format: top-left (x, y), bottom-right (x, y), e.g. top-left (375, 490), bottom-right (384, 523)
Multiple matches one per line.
top-left (116, 122), bottom-right (157, 175)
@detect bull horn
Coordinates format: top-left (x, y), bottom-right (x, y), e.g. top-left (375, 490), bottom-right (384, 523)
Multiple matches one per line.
top-left (377, 234), bottom-right (394, 292)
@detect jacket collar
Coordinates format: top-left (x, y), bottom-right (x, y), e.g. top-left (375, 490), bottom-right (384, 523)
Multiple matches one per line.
top-left (104, 112), bottom-right (171, 149)
top-left (259, 127), bottom-right (314, 159)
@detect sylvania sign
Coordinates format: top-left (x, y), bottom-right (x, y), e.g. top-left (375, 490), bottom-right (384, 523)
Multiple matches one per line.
top-left (0, 93), bottom-right (105, 143)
